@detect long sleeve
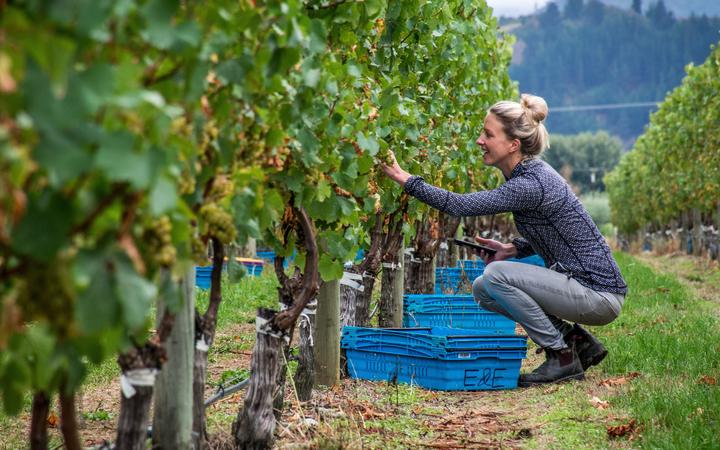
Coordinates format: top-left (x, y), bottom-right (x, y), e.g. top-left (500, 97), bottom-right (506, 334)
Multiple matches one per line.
top-left (511, 237), bottom-right (536, 258)
top-left (403, 174), bottom-right (544, 217)
top-left (403, 159), bottom-right (627, 294)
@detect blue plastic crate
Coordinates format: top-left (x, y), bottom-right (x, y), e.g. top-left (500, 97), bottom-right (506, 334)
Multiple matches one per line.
top-left (255, 251), bottom-right (276, 260)
top-left (256, 250), bottom-right (295, 268)
top-left (404, 294), bottom-right (478, 310)
top-left (240, 261), bottom-right (264, 276)
top-left (196, 266), bottom-right (212, 290)
top-left (454, 255), bottom-right (545, 270)
top-left (345, 346), bottom-right (526, 391)
top-left (403, 310), bottom-right (516, 334)
top-left (402, 293), bottom-right (516, 333)
top-left (195, 260), bottom-right (264, 290)
top-left (457, 259), bottom-right (486, 269)
top-left (436, 256), bottom-right (546, 294)
top-left (342, 326), bottom-right (527, 353)
top-left (435, 267), bottom-right (484, 294)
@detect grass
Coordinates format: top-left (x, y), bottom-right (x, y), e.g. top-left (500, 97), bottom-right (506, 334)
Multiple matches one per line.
top-left (2, 253), bottom-right (719, 449)
top-left (195, 269), bottom-right (279, 329)
top-left (597, 252), bottom-right (720, 448)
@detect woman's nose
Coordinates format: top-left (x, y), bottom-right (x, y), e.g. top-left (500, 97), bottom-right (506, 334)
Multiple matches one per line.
top-left (476, 136), bottom-right (484, 146)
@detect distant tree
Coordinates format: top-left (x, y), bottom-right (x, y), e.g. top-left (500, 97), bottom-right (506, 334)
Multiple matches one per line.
top-left (543, 132), bottom-right (623, 192)
top-left (646, 0), bottom-right (675, 28)
top-left (540, 2), bottom-right (561, 28)
top-left (509, 3), bottom-right (720, 142)
top-left (632, 0), bottom-right (642, 14)
top-left (564, 0), bottom-right (584, 19)
top-left (583, 0), bottom-right (605, 24)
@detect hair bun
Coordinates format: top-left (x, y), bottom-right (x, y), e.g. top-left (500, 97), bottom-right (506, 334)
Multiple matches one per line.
top-left (520, 93), bottom-right (548, 123)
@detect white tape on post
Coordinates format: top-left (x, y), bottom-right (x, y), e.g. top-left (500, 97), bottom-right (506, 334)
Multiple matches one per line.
top-left (340, 271), bottom-right (365, 291)
top-left (256, 315), bottom-right (290, 344)
top-left (120, 368), bottom-right (159, 399)
top-left (195, 335), bottom-right (209, 352)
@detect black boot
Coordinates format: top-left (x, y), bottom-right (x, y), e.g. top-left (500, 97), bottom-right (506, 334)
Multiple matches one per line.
top-left (518, 346), bottom-right (584, 387)
top-left (564, 323), bottom-right (608, 371)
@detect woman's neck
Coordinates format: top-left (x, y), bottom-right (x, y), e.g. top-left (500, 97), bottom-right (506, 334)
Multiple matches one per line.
top-left (497, 153), bottom-right (524, 178)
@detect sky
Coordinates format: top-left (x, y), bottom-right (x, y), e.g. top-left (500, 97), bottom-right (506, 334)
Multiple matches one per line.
top-left (486, 0), bottom-right (551, 17)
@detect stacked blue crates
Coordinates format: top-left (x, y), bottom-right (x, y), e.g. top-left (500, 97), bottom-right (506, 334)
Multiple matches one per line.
top-left (342, 326), bottom-right (527, 390)
top-left (341, 253), bottom-right (552, 390)
top-left (343, 292), bottom-right (528, 390)
top-left (436, 254), bottom-right (546, 294)
top-left (403, 294), bottom-right (516, 333)
top-left (434, 267), bottom-right (484, 294)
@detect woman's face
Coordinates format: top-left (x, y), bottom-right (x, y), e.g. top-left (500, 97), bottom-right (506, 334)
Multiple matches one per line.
top-left (476, 113), bottom-right (518, 168)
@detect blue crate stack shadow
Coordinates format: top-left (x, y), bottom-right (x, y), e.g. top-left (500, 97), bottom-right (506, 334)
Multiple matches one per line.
top-left (342, 254), bottom-right (546, 391)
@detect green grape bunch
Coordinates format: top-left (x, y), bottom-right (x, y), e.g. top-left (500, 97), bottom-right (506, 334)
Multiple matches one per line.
top-left (142, 216), bottom-right (177, 268)
top-left (199, 203), bottom-right (237, 244)
top-left (208, 175), bottom-right (234, 202)
top-left (191, 236), bottom-right (209, 263)
top-left (16, 259), bottom-right (76, 338)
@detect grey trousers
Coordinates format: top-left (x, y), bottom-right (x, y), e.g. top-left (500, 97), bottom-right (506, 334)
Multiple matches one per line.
top-left (472, 261), bottom-right (624, 350)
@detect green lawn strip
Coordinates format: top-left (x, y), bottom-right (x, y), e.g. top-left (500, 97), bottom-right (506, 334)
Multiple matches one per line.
top-left (597, 252), bottom-right (720, 448)
top-left (195, 270), bottom-right (279, 330)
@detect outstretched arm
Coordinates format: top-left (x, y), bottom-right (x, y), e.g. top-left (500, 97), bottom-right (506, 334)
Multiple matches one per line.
top-left (380, 151), bottom-right (411, 186)
top-left (381, 151), bottom-right (543, 217)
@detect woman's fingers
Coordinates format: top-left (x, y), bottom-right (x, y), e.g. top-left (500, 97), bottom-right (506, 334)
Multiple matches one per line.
top-left (379, 151), bottom-right (411, 185)
top-left (474, 235), bottom-right (499, 249)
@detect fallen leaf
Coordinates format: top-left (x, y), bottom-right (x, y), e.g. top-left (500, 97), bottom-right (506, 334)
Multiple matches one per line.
top-left (699, 375), bottom-right (717, 385)
top-left (590, 396), bottom-right (610, 409)
top-left (607, 419), bottom-right (637, 438)
top-left (47, 411), bottom-right (59, 428)
top-left (598, 371), bottom-right (641, 387)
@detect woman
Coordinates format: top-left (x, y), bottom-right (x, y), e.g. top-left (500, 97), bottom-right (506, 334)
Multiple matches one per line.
top-left (381, 94), bottom-right (627, 386)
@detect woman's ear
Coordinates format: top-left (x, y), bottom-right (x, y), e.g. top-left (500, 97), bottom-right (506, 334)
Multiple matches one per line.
top-left (510, 138), bottom-right (521, 153)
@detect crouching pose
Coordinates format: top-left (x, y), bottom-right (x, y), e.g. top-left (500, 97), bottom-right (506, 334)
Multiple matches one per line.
top-left (381, 94), bottom-right (627, 386)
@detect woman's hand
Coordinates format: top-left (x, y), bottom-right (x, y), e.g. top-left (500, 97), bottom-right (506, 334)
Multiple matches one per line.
top-left (380, 151), bottom-right (411, 186)
top-left (474, 236), bottom-right (517, 264)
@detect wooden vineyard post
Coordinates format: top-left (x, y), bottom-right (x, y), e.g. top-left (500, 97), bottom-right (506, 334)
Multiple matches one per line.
top-left (294, 298), bottom-right (316, 401)
top-left (314, 280), bottom-right (340, 387)
top-left (692, 209), bottom-right (703, 256)
top-left (380, 247), bottom-right (405, 328)
top-left (240, 237), bottom-right (257, 258)
top-left (152, 269), bottom-right (194, 450)
top-left (682, 210), bottom-right (692, 254)
top-left (391, 247), bottom-right (405, 327)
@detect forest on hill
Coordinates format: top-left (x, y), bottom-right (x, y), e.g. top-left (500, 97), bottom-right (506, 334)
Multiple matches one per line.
top-left (506, 0), bottom-right (720, 144)
top-left (567, 0), bottom-right (720, 18)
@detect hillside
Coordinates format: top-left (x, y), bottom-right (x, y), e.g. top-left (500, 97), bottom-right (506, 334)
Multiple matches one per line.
top-left (492, 0), bottom-right (720, 19)
top-left (565, 0), bottom-right (720, 18)
top-left (507, 1), bottom-right (720, 143)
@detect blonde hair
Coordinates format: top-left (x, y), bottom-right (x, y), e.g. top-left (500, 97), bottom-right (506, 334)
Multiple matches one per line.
top-left (488, 93), bottom-right (550, 158)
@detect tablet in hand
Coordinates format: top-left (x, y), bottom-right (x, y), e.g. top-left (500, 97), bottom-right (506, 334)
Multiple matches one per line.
top-left (453, 238), bottom-right (497, 256)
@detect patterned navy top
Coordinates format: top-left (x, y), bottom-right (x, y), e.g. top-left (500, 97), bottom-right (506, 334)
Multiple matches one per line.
top-left (404, 159), bottom-right (627, 294)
